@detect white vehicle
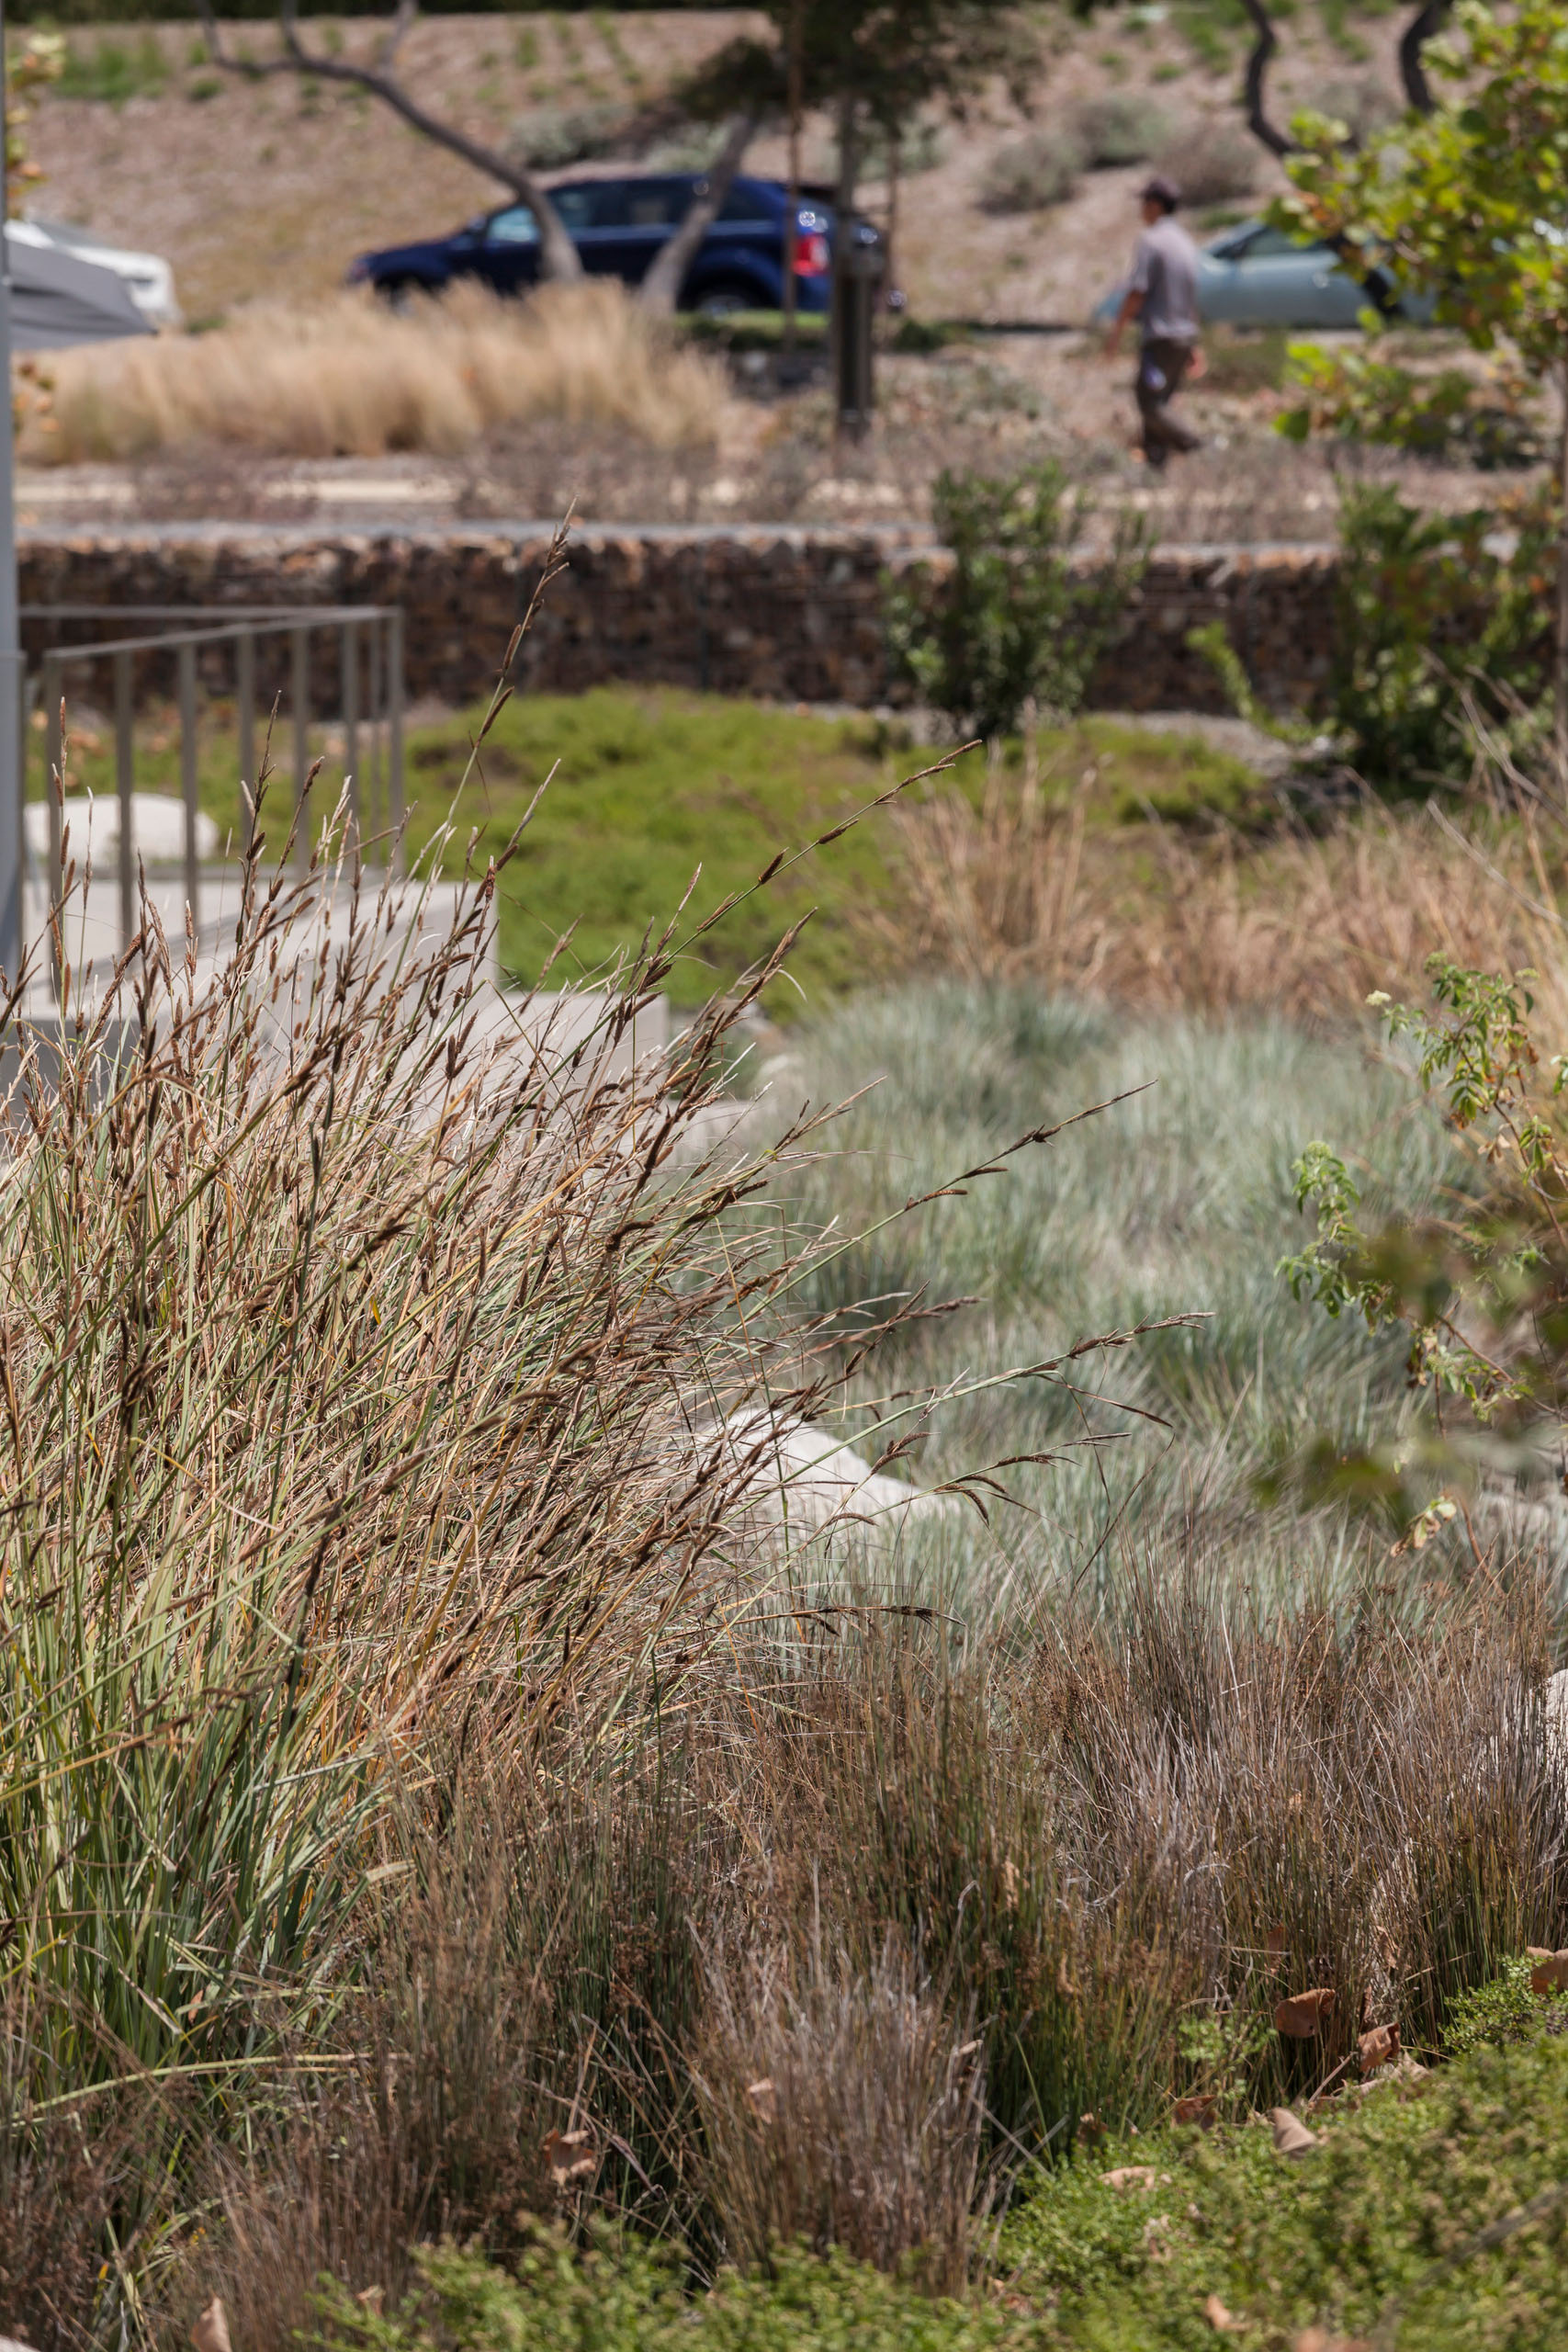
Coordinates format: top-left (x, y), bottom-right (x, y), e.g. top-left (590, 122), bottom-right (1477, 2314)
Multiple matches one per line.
top-left (11, 216), bottom-right (180, 329)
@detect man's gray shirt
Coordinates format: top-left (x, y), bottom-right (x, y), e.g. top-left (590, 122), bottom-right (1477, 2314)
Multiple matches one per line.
top-left (1129, 217), bottom-right (1200, 344)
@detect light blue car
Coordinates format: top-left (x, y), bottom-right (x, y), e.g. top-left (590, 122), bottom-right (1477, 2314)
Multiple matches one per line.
top-left (1094, 219), bottom-right (1429, 331)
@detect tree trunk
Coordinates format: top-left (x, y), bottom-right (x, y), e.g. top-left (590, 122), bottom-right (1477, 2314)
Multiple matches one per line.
top-left (1398, 0), bottom-right (1451, 114)
top-left (782, 0), bottom-right (804, 356)
top-left (1556, 370), bottom-right (1568, 796)
top-left (829, 92), bottom-right (862, 447)
top-left (638, 112), bottom-right (760, 314)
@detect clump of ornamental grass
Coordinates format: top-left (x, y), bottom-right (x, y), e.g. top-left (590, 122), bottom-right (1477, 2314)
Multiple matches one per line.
top-left (24, 280), bottom-right (726, 463)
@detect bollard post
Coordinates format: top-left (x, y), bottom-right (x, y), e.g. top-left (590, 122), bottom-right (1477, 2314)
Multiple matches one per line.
top-left (237, 625), bottom-right (256, 863)
top-left (387, 609), bottom-right (404, 876)
top-left (291, 624), bottom-right (310, 877)
top-left (178, 639), bottom-right (199, 950)
top-left (341, 617), bottom-right (360, 855)
top-left (43, 652), bottom-right (61, 1001)
top-left (115, 649), bottom-right (134, 955)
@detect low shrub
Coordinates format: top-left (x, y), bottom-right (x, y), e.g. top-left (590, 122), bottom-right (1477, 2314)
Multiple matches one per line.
top-left (1149, 116), bottom-right (1259, 208)
top-left (1072, 91), bottom-right (1171, 168)
top-left (506, 100), bottom-right (626, 168)
top-left (884, 460), bottom-right (1147, 738)
top-left (977, 128), bottom-right (1085, 215)
top-left (1329, 481), bottom-right (1550, 786)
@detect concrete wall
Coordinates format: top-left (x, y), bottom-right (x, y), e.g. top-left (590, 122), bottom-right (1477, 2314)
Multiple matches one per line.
top-left (17, 524), bottom-right (1341, 716)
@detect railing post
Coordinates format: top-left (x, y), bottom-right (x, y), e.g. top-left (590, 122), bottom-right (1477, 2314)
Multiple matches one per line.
top-left (237, 625), bottom-right (256, 861)
top-left (341, 617), bottom-right (360, 857)
top-left (115, 648), bottom-right (134, 956)
top-left (366, 617), bottom-right (382, 850)
top-left (387, 608), bottom-right (404, 877)
top-left (291, 623), bottom-right (310, 877)
top-left (178, 639), bottom-right (199, 949)
top-left (43, 652), bottom-right (61, 1001)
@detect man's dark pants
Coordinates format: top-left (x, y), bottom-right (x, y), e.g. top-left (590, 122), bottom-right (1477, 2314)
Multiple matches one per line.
top-left (1135, 336), bottom-right (1201, 467)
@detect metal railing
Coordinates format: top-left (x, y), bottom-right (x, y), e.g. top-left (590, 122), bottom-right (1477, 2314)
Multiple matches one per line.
top-left (19, 604), bottom-right (405, 975)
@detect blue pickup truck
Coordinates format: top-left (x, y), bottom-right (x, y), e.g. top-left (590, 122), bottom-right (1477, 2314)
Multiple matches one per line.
top-left (348, 174), bottom-right (881, 315)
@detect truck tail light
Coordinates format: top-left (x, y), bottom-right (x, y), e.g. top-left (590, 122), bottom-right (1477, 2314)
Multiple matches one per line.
top-left (794, 231), bottom-right (830, 276)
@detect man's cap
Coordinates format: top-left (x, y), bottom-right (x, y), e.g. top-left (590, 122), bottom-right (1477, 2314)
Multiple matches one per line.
top-left (1140, 174), bottom-right (1180, 209)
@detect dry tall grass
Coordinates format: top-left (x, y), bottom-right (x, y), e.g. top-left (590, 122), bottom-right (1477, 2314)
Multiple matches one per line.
top-left (887, 765), bottom-right (1568, 1038)
top-left (23, 281), bottom-right (726, 463)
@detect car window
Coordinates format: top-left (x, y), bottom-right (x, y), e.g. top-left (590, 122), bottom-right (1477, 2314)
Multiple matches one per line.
top-left (550, 186), bottom-right (626, 232)
top-left (488, 207), bottom-right (538, 245)
top-left (717, 185), bottom-right (773, 223)
top-left (1239, 226), bottom-right (1316, 260)
top-left (626, 182), bottom-right (685, 228)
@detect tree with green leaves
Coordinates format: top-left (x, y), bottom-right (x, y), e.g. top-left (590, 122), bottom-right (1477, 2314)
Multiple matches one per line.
top-left (1274, 0), bottom-right (1568, 776)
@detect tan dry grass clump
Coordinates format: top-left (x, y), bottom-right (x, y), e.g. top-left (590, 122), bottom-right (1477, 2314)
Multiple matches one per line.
top-left (25, 280), bottom-right (726, 463)
top-left (889, 768), bottom-right (1568, 1035)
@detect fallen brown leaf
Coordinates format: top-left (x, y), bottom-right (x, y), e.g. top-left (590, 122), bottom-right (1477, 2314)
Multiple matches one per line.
top-left (1274, 1986), bottom-right (1336, 2038)
top-left (1269, 2106), bottom-right (1318, 2157)
top-left (1174, 2093), bottom-right (1218, 2128)
top-left (1203, 2290), bottom-right (1240, 2330)
top-left (542, 2126), bottom-right (597, 2187)
top-left (1077, 2110), bottom-right (1108, 2144)
top-left (1356, 2021), bottom-right (1400, 2075)
top-left (745, 2075), bottom-right (776, 2122)
top-left (1266, 1924), bottom-right (1288, 1962)
top-left (1100, 2164), bottom-right (1158, 2190)
top-left (1528, 1946), bottom-right (1568, 1996)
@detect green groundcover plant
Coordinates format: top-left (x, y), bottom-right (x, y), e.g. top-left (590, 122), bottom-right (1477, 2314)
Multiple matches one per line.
top-left (302, 2019), bottom-right (1568, 2352)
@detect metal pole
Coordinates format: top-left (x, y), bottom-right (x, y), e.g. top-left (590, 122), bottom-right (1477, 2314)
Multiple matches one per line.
top-left (0, 0), bottom-right (23, 988)
top-left (43, 653), bottom-right (60, 1001)
top-left (291, 623), bottom-right (309, 876)
top-left (341, 616), bottom-right (359, 854)
top-left (237, 624), bottom-right (255, 860)
top-left (115, 648), bottom-right (134, 953)
top-left (178, 638), bottom-right (198, 947)
top-left (366, 617), bottom-right (382, 850)
top-left (387, 609), bottom-right (404, 877)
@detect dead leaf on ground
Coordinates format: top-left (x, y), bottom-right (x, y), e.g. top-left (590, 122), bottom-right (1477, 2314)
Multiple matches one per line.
top-left (1143, 2212), bottom-right (1173, 2262)
top-left (192, 2304), bottom-right (231, 2352)
top-left (1269, 2106), bottom-right (1318, 2156)
top-left (1174, 2092), bottom-right (1218, 2128)
top-left (1357, 2021), bottom-right (1400, 2075)
top-left (745, 2075), bottom-right (776, 2122)
top-left (1274, 1985), bottom-right (1336, 2038)
top-left (1077, 2110), bottom-right (1107, 2144)
top-left (542, 2126), bottom-right (597, 2186)
top-left (1203, 2292), bottom-right (1240, 2331)
top-left (1101, 2164), bottom-right (1158, 2190)
top-left (1265, 1923), bottom-right (1288, 1962)
top-left (1528, 1946), bottom-right (1568, 1996)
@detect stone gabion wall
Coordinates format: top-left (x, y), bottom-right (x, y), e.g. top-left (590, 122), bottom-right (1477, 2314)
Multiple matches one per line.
top-left (17, 525), bottom-right (1342, 716)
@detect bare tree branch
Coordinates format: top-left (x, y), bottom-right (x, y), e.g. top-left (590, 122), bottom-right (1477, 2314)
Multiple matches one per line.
top-left (196, 0), bottom-right (584, 283)
top-left (1399, 0), bottom-right (1451, 114)
top-left (1239, 0), bottom-right (1294, 158)
top-left (638, 111), bottom-right (761, 315)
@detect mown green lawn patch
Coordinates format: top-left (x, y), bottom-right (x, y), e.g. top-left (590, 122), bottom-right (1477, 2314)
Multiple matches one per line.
top-left (37, 688), bottom-right (1264, 1010)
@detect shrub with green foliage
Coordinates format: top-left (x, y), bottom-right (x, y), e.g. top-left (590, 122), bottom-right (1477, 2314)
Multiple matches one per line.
top-left (1004, 2030), bottom-right (1568, 2345)
top-left (885, 462), bottom-right (1147, 739)
top-left (1329, 483), bottom-right (1550, 787)
top-left (1280, 343), bottom-right (1546, 470)
top-left (976, 128), bottom-right (1085, 215)
top-left (1072, 91), bottom-right (1170, 168)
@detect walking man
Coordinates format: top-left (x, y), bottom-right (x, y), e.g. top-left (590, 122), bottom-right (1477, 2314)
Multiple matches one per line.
top-left (1105, 174), bottom-right (1205, 468)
